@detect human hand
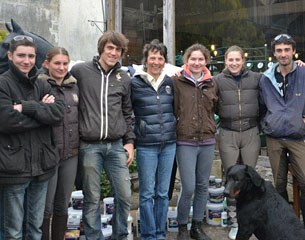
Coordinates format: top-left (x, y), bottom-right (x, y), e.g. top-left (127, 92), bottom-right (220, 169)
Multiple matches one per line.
top-left (42, 94), bottom-right (55, 104)
top-left (175, 70), bottom-right (182, 77)
top-left (13, 104), bottom-right (22, 112)
top-left (124, 143), bottom-right (134, 167)
top-left (295, 60), bottom-right (305, 67)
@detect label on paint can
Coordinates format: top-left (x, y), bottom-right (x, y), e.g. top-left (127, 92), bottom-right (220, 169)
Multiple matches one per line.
top-left (103, 197), bottom-right (114, 215)
top-left (206, 203), bottom-right (223, 226)
top-left (167, 207), bottom-right (178, 232)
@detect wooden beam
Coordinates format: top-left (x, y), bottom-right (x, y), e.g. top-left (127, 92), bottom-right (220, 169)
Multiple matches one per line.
top-left (163, 0), bottom-right (175, 65)
top-left (115, 0), bottom-right (122, 32)
top-left (107, 0), bottom-right (115, 31)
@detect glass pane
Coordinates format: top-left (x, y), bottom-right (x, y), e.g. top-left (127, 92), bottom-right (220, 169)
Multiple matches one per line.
top-left (122, 0), bottom-right (305, 74)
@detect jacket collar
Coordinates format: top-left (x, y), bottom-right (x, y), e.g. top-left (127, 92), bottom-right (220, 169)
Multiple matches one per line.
top-left (38, 68), bottom-right (77, 86)
top-left (182, 64), bottom-right (212, 82)
top-left (92, 55), bottom-right (121, 74)
top-left (222, 66), bottom-right (248, 77)
top-left (133, 66), bottom-right (167, 90)
top-left (263, 61), bottom-right (298, 96)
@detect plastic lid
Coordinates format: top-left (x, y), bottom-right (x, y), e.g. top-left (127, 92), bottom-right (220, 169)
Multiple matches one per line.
top-left (209, 175), bottom-right (216, 180)
top-left (215, 178), bottom-right (222, 183)
top-left (71, 190), bottom-right (84, 198)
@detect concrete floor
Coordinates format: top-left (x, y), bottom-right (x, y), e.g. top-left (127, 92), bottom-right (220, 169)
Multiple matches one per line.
top-left (79, 222), bottom-right (258, 240)
top-left (128, 212), bottom-right (258, 240)
top-left (164, 222), bottom-right (258, 240)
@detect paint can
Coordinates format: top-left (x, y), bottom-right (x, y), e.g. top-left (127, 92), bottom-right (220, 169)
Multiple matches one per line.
top-left (167, 206), bottom-right (178, 232)
top-left (71, 190), bottom-right (84, 210)
top-left (208, 186), bottom-right (225, 204)
top-left (103, 197), bottom-right (114, 215)
top-left (206, 203), bottom-right (223, 226)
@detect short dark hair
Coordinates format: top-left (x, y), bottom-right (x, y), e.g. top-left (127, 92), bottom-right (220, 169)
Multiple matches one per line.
top-left (271, 34), bottom-right (296, 53)
top-left (97, 31), bottom-right (129, 56)
top-left (9, 35), bottom-right (36, 53)
top-left (142, 39), bottom-right (168, 68)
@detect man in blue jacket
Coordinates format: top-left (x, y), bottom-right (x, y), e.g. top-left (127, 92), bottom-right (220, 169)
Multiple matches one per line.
top-left (260, 34), bottom-right (305, 224)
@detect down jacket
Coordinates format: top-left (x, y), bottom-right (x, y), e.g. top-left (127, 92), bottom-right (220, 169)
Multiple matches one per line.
top-left (0, 62), bottom-right (65, 185)
top-left (131, 70), bottom-right (176, 145)
top-left (214, 67), bottom-right (261, 131)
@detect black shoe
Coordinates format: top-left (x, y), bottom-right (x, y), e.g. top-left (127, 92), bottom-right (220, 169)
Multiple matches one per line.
top-left (190, 221), bottom-right (211, 240)
top-left (177, 224), bottom-right (189, 240)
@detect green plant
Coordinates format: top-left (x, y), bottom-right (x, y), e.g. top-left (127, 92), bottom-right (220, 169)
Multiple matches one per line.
top-left (100, 170), bottom-right (112, 199)
top-left (0, 30), bottom-right (8, 43)
top-left (100, 152), bottom-right (138, 198)
top-left (129, 154), bottom-right (138, 173)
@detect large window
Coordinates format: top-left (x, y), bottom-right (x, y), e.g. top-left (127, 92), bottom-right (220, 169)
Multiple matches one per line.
top-left (122, 0), bottom-right (305, 74)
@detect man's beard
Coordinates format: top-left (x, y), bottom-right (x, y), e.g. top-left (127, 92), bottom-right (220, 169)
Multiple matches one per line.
top-left (279, 58), bottom-right (292, 66)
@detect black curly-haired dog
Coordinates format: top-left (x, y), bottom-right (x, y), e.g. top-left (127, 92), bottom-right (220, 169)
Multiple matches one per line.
top-left (224, 164), bottom-right (305, 240)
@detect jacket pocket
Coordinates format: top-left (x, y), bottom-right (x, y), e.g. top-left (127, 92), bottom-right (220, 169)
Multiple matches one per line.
top-left (40, 144), bottom-right (59, 170)
top-left (0, 145), bottom-right (26, 173)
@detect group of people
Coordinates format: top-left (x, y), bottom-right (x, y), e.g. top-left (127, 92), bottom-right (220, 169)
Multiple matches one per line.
top-left (0, 30), bottom-right (304, 240)
top-left (0, 32), bottom-right (134, 240)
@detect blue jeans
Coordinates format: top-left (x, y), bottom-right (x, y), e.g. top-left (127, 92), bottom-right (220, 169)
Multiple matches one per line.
top-left (79, 139), bottom-right (131, 240)
top-left (137, 143), bottom-right (176, 240)
top-left (176, 144), bottom-right (215, 224)
top-left (0, 179), bottom-right (48, 240)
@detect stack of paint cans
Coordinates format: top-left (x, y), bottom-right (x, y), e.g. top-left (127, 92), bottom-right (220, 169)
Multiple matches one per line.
top-left (206, 176), bottom-right (225, 226)
top-left (66, 190), bottom-right (83, 239)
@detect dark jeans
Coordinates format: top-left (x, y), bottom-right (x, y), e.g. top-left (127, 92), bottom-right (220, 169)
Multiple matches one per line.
top-left (79, 139), bottom-right (131, 240)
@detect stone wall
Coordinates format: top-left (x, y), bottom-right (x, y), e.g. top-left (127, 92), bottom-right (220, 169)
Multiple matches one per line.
top-left (0, 0), bottom-right (105, 60)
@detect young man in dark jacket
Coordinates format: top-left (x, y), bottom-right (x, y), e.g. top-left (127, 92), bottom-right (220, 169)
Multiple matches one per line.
top-left (70, 31), bottom-right (135, 240)
top-left (0, 36), bottom-right (64, 239)
top-left (260, 34), bottom-right (305, 224)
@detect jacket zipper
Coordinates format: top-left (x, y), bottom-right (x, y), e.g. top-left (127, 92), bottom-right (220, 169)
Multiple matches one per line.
top-left (283, 75), bottom-right (286, 97)
top-left (238, 88), bottom-right (242, 132)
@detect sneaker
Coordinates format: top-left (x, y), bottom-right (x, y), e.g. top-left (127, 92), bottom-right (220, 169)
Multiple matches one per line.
top-left (228, 227), bottom-right (238, 240)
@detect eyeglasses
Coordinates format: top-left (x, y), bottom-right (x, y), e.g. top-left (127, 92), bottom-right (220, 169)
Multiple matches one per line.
top-left (274, 34), bottom-right (292, 41)
top-left (12, 35), bottom-right (34, 43)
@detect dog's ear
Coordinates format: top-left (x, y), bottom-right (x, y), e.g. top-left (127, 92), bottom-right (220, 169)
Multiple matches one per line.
top-left (246, 165), bottom-right (264, 187)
